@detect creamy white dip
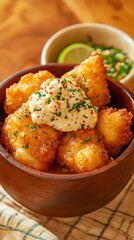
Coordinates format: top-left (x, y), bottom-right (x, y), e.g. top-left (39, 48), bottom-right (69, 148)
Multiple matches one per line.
top-left (28, 78), bottom-right (98, 132)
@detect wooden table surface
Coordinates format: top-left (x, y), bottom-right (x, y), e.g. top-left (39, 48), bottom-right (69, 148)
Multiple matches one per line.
top-left (0, 0), bottom-right (134, 83)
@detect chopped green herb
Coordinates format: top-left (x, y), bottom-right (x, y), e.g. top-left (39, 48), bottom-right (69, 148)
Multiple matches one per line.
top-left (22, 144), bottom-right (29, 149)
top-left (69, 89), bottom-right (76, 93)
top-left (70, 73), bottom-right (77, 78)
top-left (47, 98), bottom-right (51, 104)
top-left (85, 86), bottom-right (89, 91)
top-left (25, 124), bottom-right (29, 127)
top-left (61, 78), bottom-right (67, 84)
top-left (48, 77), bottom-right (55, 82)
top-left (68, 100), bottom-right (89, 113)
top-left (78, 88), bottom-right (82, 93)
top-left (82, 137), bottom-right (92, 144)
top-left (35, 92), bottom-right (46, 98)
top-left (31, 125), bottom-right (37, 130)
top-left (13, 130), bottom-right (18, 138)
top-left (33, 107), bottom-right (42, 111)
top-left (83, 115), bottom-right (88, 118)
top-left (57, 91), bottom-right (62, 96)
top-left (79, 80), bottom-right (82, 88)
top-left (24, 113), bottom-right (29, 118)
top-left (93, 106), bottom-right (98, 112)
top-left (55, 112), bottom-right (61, 116)
top-left (55, 95), bottom-right (60, 100)
top-left (81, 124), bottom-right (85, 128)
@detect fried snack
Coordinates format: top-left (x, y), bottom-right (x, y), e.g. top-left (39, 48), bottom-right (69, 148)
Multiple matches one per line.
top-left (96, 107), bottom-right (133, 157)
top-left (62, 51), bottom-right (111, 108)
top-left (4, 70), bottom-right (55, 114)
top-left (57, 129), bottom-right (109, 173)
top-left (1, 102), bottom-right (62, 171)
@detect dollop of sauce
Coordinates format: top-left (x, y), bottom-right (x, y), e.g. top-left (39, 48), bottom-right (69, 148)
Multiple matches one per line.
top-left (28, 78), bottom-right (98, 132)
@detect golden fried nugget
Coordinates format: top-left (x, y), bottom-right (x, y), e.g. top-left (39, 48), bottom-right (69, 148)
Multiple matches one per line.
top-left (63, 51), bottom-right (110, 108)
top-left (4, 70), bottom-right (55, 114)
top-left (96, 107), bottom-right (133, 157)
top-left (57, 129), bottom-right (109, 173)
top-left (2, 103), bottom-right (62, 171)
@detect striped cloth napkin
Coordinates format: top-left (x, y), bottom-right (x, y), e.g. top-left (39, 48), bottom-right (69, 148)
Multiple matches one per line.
top-left (0, 190), bottom-right (58, 240)
top-left (0, 174), bottom-right (134, 240)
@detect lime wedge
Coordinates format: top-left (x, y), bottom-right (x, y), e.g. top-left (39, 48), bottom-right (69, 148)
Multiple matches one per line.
top-left (57, 43), bottom-right (94, 64)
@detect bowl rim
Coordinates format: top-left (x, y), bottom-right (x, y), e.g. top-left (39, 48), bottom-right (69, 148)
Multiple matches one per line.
top-left (0, 64), bottom-right (134, 180)
top-left (40, 22), bottom-right (134, 84)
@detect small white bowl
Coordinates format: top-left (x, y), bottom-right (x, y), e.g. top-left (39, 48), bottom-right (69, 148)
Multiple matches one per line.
top-left (41, 23), bottom-right (134, 91)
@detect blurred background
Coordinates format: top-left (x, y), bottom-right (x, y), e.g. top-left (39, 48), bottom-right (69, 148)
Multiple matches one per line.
top-left (0, 0), bottom-right (134, 81)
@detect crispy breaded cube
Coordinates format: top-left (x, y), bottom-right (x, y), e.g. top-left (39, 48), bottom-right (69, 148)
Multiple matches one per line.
top-left (1, 103), bottom-right (62, 171)
top-left (57, 129), bottom-right (109, 173)
top-left (63, 51), bottom-right (111, 108)
top-left (96, 107), bottom-right (133, 157)
top-left (4, 70), bottom-right (55, 114)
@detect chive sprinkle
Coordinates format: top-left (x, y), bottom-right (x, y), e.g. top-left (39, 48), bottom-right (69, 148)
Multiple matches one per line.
top-left (33, 107), bottom-right (42, 111)
top-left (13, 130), bottom-right (18, 138)
top-left (81, 137), bottom-right (92, 144)
top-left (24, 113), bottom-right (29, 117)
top-left (31, 125), bottom-right (37, 130)
top-left (22, 144), bottom-right (29, 149)
top-left (61, 78), bottom-right (67, 84)
top-left (35, 92), bottom-right (46, 98)
top-left (47, 98), bottom-right (51, 104)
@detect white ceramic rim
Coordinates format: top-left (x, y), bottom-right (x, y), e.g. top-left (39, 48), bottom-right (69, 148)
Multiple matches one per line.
top-left (41, 23), bottom-right (134, 85)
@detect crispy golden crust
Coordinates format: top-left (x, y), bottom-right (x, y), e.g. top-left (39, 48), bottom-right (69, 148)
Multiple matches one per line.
top-left (63, 51), bottom-right (111, 108)
top-left (57, 129), bottom-right (109, 173)
top-left (4, 70), bottom-right (55, 114)
top-left (96, 107), bottom-right (133, 157)
top-left (1, 103), bottom-right (62, 171)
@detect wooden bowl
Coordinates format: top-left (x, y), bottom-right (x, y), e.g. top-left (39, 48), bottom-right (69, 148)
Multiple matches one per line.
top-left (0, 64), bottom-right (134, 217)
